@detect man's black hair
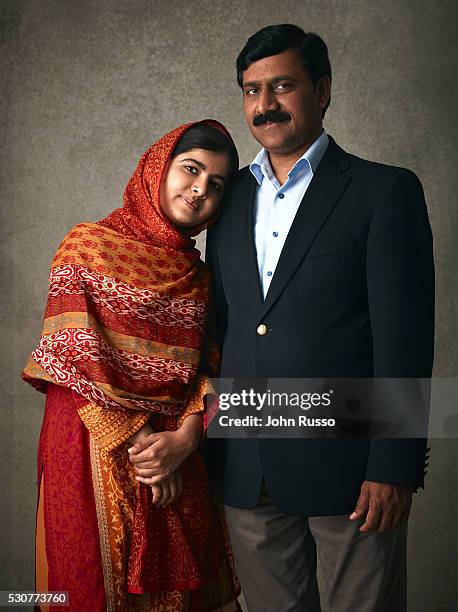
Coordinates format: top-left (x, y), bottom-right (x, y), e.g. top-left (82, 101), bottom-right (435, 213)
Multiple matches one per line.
top-left (236, 24), bottom-right (331, 116)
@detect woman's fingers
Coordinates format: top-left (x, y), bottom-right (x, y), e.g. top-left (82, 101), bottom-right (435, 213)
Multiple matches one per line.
top-left (157, 478), bottom-right (171, 508)
top-left (136, 472), bottom-right (170, 485)
top-left (150, 484), bottom-right (162, 505)
top-left (128, 430), bottom-right (194, 475)
top-left (134, 465), bottom-right (165, 477)
top-left (163, 472), bottom-right (178, 507)
top-left (129, 437), bottom-right (167, 463)
top-left (137, 467), bottom-right (184, 507)
top-left (163, 471), bottom-right (184, 507)
top-left (133, 459), bottom-right (161, 470)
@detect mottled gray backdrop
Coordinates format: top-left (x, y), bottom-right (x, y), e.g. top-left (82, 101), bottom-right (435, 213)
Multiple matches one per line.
top-left (1, 0), bottom-right (457, 610)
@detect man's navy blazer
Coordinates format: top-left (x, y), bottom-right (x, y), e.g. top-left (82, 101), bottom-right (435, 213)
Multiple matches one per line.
top-left (204, 136), bottom-right (434, 517)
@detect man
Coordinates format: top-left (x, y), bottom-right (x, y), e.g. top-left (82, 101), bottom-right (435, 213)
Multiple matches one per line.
top-left (205, 24), bottom-right (434, 612)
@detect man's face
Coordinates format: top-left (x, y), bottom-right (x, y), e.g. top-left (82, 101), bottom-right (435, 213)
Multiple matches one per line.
top-left (241, 48), bottom-right (329, 156)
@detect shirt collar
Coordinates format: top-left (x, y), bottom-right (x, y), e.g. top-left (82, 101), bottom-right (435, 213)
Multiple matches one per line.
top-left (249, 130), bottom-right (329, 186)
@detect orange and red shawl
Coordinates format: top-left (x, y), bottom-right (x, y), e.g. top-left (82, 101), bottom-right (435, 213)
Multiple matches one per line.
top-left (23, 120), bottom-right (240, 612)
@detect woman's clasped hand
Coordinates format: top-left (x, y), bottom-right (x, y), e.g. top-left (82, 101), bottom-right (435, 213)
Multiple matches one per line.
top-left (128, 415), bottom-right (202, 507)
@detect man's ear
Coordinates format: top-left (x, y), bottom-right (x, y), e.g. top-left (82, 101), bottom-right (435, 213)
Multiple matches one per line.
top-left (315, 75), bottom-right (331, 113)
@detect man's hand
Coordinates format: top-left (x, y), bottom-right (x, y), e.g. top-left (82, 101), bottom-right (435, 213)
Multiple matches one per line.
top-left (128, 415), bottom-right (201, 484)
top-left (148, 470), bottom-right (183, 508)
top-left (349, 480), bottom-right (413, 533)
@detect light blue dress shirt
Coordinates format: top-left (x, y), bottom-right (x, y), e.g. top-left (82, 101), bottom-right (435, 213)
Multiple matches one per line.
top-left (250, 130), bottom-right (329, 298)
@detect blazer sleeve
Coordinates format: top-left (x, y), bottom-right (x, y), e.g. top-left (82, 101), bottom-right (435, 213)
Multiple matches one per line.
top-left (365, 169), bottom-right (434, 488)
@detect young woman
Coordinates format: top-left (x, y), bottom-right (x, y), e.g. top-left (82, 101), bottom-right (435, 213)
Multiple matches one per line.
top-left (23, 120), bottom-right (241, 612)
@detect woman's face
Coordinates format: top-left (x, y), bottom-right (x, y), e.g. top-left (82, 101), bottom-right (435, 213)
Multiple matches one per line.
top-left (159, 148), bottom-right (231, 228)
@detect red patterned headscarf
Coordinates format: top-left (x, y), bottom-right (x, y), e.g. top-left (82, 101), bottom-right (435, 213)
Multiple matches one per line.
top-left (23, 120), bottom-right (236, 418)
top-left (99, 119), bottom-right (237, 251)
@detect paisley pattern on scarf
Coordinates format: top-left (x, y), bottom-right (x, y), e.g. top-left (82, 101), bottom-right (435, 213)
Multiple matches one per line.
top-left (23, 222), bottom-right (211, 415)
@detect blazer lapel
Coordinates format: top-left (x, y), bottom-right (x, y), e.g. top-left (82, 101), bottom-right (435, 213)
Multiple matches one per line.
top-left (260, 138), bottom-right (351, 319)
top-left (230, 169), bottom-right (264, 306)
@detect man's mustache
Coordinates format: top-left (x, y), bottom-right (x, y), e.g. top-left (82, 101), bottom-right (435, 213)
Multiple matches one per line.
top-left (253, 111), bottom-right (291, 127)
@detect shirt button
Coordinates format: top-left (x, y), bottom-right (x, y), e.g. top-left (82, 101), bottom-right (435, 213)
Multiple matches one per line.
top-left (267, 271), bottom-right (272, 277)
top-left (278, 193), bottom-right (285, 199)
top-left (257, 324), bottom-right (268, 336)
top-left (272, 231), bottom-right (278, 237)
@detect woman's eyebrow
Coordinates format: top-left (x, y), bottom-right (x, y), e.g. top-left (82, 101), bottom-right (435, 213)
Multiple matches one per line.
top-left (181, 158), bottom-right (226, 182)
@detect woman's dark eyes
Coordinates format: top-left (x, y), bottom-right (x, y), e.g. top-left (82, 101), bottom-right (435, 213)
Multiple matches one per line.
top-left (183, 165), bottom-right (222, 191)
